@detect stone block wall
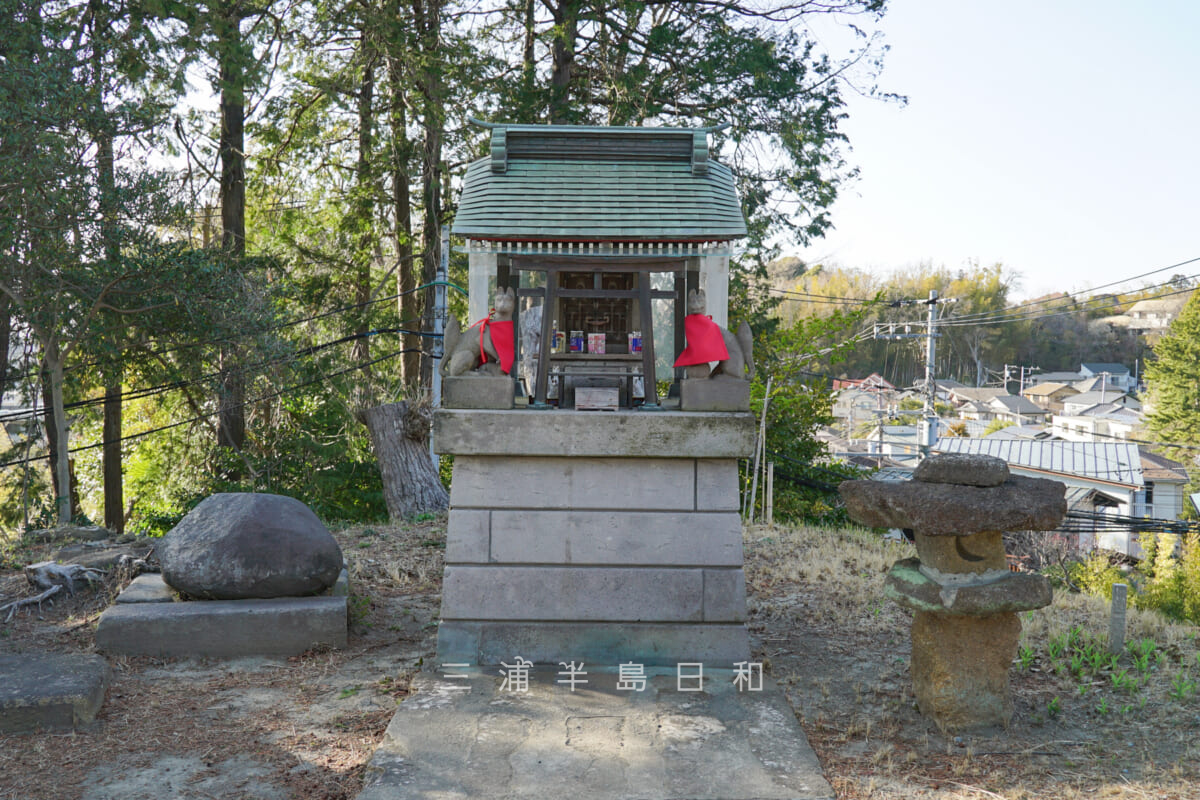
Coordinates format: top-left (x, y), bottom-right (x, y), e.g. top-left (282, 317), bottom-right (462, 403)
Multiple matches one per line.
top-left (434, 409), bottom-right (754, 666)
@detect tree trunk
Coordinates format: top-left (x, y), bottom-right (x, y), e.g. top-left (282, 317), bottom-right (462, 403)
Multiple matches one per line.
top-left (217, 1), bottom-right (246, 463)
top-left (356, 401), bottom-right (448, 519)
top-left (415, 0), bottom-right (444, 389)
top-left (548, 0), bottom-right (579, 123)
top-left (43, 341), bottom-right (71, 524)
top-left (0, 293), bottom-right (10, 400)
top-left (103, 365), bottom-right (123, 533)
top-left (352, 39), bottom-right (376, 371)
top-left (96, 86), bottom-right (124, 532)
top-left (386, 31), bottom-right (419, 386)
top-left (218, 4), bottom-right (246, 257)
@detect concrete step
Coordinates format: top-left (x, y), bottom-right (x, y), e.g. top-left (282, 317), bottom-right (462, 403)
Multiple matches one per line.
top-left (357, 667), bottom-right (834, 800)
top-left (0, 653), bottom-right (109, 734)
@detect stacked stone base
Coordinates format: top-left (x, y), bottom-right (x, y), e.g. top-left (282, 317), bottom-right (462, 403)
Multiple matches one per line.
top-left (434, 410), bottom-right (755, 666)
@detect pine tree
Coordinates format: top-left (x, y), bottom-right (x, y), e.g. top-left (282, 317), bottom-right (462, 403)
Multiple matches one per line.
top-left (1145, 293), bottom-right (1200, 482)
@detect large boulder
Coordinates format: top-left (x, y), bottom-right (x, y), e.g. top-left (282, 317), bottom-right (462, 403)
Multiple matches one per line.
top-left (159, 493), bottom-right (343, 600)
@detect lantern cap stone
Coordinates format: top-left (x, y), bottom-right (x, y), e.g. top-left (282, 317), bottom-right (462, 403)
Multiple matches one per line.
top-left (913, 453), bottom-right (1009, 487)
top-left (839, 474), bottom-right (1067, 536)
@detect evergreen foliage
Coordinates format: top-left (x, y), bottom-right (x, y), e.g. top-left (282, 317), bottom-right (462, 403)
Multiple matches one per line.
top-left (1145, 292), bottom-right (1200, 508)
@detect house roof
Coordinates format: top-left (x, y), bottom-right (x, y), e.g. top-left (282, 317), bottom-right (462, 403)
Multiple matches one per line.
top-left (1074, 376), bottom-right (1125, 393)
top-left (984, 423), bottom-right (1047, 440)
top-left (1128, 293), bottom-right (1192, 315)
top-left (1065, 391), bottom-right (1130, 409)
top-left (1081, 362), bottom-right (1131, 376)
top-left (452, 124), bottom-right (747, 243)
top-left (871, 466), bottom-right (914, 482)
top-left (1070, 403), bottom-right (1142, 420)
top-left (1022, 382), bottom-right (1079, 398)
top-left (1140, 448), bottom-right (1189, 482)
top-left (833, 373), bottom-right (896, 391)
top-left (949, 387), bottom-right (1009, 404)
top-left (989, 395), bottom-right (1045, 415)
top-left (1030, 371), bottom-right (1086, 384)
top-left (933, 438), bottom-right (1143, 487)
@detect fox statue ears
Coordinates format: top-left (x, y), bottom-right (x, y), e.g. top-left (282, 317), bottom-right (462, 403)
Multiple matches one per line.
top-left (686, 288), bottom-right (708, 315)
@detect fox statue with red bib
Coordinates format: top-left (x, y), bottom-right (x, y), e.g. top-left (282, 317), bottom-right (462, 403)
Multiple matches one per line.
top-left (441, 287), bottom-right (517, 377)
top-left (674, 289), bottom-right (753, 381)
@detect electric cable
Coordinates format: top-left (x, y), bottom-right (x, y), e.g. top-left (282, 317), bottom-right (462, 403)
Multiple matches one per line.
top-left (0, 347), bottom-right (427, 469)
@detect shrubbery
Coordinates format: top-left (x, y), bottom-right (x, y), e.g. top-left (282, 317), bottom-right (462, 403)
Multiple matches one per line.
top-left (1068, 530), bottom-right (1200, 625)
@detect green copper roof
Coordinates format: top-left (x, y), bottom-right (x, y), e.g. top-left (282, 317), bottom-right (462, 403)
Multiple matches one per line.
top-left (451, 124), bottom-right (747, 243)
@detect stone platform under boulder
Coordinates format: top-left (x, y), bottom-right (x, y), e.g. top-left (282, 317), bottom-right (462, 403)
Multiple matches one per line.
top-left (96, 570), bottom-right (349, 658)
top-left (0, 653), bottom-right (109, 734)
top-left (356, 669), bottom-right (834, 800)
top-left (97, 492), bottom-right (349, 658)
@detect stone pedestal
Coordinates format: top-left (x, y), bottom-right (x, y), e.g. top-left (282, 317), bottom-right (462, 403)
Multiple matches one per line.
top-left (442, 375), bottom-right (514, 410)
top-left (911, 611), bottom-right (1020, 731)
top-left (680, 378), bottom-right (751, 412)
top-left (433, 409), bottom-right (755, 666)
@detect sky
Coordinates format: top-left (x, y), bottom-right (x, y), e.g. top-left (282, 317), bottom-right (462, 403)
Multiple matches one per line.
top-left (795, 1), bottom-right (1200, 301)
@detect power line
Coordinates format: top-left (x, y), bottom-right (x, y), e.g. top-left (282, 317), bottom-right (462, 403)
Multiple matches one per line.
top-left (0, 347), bottom-right (426, 470)
top-left (0, 326), bottom-right (438, 424)
top-left (2, 279), bottom-right (466, 385)
top-left (939, 275), bottom-right (1199, 328)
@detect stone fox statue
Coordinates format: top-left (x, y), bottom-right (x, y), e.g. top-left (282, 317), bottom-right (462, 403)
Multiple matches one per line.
top-left (673, 289), bottom-right (754, 380)
top-left (441, 286), bottom-right (517, 377)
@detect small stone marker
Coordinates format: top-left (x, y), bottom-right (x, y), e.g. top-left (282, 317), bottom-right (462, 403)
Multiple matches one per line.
top-left (1109, 583), bottom-right (1128, 655)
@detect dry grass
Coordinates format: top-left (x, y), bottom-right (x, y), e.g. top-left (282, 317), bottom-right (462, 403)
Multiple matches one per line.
top-left (747, 522), bottom-right (1200, 800)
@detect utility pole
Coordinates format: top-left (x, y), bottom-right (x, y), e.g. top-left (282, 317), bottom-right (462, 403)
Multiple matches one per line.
top-left (874, 290), bottom-right (953, 459)
top-left (1003, 364), bottom-right (1040, 395)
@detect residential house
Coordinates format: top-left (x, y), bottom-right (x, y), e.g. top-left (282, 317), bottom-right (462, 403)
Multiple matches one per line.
top-left (861, 424), bottom-right (922, 465)
top-left (1098, 292), bottom-right (1193, 340)
top-left (1061, 391), bottom-right (1141, 416)
top-left (1139, 449), bottom-right (1188, 522)
top-left (956, 399), bottom-right (996, 422)
top-left (932, 438), bottom-right (1180, 556)
top-left (1051, 404), bottom-right (1143, 443)
top-left (987, 394), bottom-right (1048, 426)
top-left (1027, 370), bottom-right (1086, 387)
top-left (1021, 382), bottom-right (1080, 415)
top-left (1079, 363), bottom-right (1135, 393)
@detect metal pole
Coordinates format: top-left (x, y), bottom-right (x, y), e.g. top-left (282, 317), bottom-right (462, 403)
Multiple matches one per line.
top-left (748, 376), bottom-right (771, 523)
top-left (430, 226), bottom-right (449, 463)
top-left (921, 290), bottom-right (938, 458)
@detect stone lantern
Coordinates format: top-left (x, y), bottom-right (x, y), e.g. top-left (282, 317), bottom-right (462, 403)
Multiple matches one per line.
top-left (839, 454), bottom-right (1066, 732)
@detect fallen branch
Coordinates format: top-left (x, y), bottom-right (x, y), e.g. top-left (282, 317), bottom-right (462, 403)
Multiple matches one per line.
top-left (1, 585), bottom-right (62, 622)
top-left (25, 561), bottom-right (107, 595)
